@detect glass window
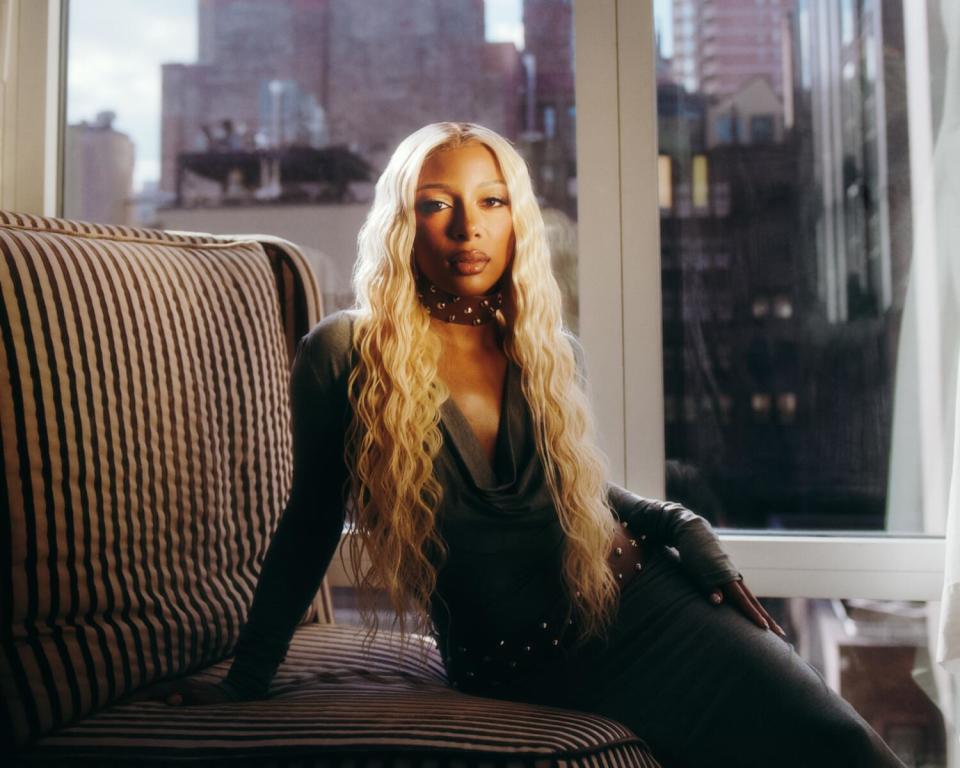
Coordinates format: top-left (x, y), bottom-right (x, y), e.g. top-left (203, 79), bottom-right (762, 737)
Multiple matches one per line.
top-left (64, 0), bottom-right (580, 328)
top-left (658, 154), bottom-right (673, 209)
top-left (654, 0), bottom-right (945, 535)
top-left (714, 112), bottom-right (734, 143)
top-left (749, 113), bottom-right (774, 142)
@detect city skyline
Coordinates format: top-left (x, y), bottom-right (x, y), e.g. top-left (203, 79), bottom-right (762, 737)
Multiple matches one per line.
top-left (66, 0), bottom-right (674, 193)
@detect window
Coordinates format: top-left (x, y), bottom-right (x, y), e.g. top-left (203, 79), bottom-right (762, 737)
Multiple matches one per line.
top-left (714, 112), bottom-right (734, 143)
top-left (691, 153), bottom-right (708, 208)
top-left (658, 154), bottom-right (673, 209)
top-left (749, 113), bottom-right (774, 143)
top-left (62, 0), bottom-right (580, 328)
top-left (654, 0), bottom-right (938, 537)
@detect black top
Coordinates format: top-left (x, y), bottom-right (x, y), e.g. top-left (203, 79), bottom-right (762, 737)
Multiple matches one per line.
top-left (224, 310), bottom-right (741, 697)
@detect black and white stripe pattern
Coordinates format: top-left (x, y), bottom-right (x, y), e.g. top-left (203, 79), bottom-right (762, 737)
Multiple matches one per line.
top-left (0, 212), bottom-right (324, 747)
top-left (25, 625), bottom-right (660, 767)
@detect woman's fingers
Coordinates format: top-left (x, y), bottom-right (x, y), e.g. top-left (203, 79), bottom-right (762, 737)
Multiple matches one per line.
top-left (726, 581), bottom-right (766, 627)
top-left (738, 582), bottom-right (787, 638)
top-left (720, 579), bottom-right (787, 638)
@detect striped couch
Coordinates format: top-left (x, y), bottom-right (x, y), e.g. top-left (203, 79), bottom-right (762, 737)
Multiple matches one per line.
top-left (0, 212), bottom-right (661, 767)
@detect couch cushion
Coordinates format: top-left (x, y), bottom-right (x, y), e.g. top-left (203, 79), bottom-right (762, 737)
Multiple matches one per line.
top-left (0, 213), bottom-right (304, 747)
top-left (22, 624), bottom-right (661, 767)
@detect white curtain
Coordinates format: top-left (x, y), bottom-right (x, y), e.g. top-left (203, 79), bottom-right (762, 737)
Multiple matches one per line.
top-left (935, 0), bottom-right (960, 705)
top-left (930, 0), bottom-right (960, 759)
top-left (888, 0), bottom-right (960, 761)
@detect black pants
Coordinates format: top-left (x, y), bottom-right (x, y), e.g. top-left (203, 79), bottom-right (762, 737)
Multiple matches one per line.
top-left (495, 545), bottom-right (907, 768)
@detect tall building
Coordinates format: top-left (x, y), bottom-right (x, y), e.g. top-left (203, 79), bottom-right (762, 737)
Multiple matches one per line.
top-left (522, 0), bottom-right (575, 214)
top-left (64, 112), bottom-right (135, 225)
top-left (161, 0), bottom-right (522, 195)
top-left (671, 0), bottom-right (792, 101)
top-left (793, 0), bottom-right (901, 324)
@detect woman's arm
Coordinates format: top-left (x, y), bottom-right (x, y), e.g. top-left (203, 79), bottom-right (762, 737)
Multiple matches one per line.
top-left (607, 482), bottom-right (785, 636)
top-left (221, 317), bottom-right (354, 699)
top-left (606, 482), bottom-right (741, 591)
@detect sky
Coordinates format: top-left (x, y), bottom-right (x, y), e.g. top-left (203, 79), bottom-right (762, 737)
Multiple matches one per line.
top-left (67, 0), bottom-right (674, 192)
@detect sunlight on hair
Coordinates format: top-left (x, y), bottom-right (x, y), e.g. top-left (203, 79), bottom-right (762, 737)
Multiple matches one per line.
top-left (344, 122), bottom-right (620, 662)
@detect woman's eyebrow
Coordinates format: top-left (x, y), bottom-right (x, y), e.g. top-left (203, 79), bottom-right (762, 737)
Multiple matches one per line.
top-left (416, 180), bottom-right (507, 192)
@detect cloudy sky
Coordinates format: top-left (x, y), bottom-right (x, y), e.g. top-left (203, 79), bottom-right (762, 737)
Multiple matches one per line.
top-left (67, 0), bottom-right (674, 192)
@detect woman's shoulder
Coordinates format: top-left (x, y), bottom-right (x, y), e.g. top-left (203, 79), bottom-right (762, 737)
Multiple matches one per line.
top-left (302, 309), bottom-right (359, 352)
top-left (296, 309), bottom-right (361, 386)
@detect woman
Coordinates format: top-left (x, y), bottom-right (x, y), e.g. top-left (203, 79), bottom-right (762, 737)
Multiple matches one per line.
top-left (167, 122), bottom-right (905, 768)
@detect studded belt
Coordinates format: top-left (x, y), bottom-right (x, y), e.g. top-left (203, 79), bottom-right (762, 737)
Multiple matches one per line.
top-left (445, 522), bottom-right (653, 695)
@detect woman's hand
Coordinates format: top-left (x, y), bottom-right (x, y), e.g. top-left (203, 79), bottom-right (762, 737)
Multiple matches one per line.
top-left (126, 678), bottom-right (243, 707)
top-left (709, 578), bottom-right (787, 638)
top-left (163, 679), bottom-right (241, 706)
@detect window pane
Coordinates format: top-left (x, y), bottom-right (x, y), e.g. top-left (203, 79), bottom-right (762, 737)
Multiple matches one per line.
top-left (654, 0), bottom-right (947, 533)
top-left (64, 0), bottom-right (580, 329)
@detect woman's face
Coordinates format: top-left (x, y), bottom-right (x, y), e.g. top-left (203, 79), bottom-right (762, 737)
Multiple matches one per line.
top-left (412, 142), bottom-right (515, 297)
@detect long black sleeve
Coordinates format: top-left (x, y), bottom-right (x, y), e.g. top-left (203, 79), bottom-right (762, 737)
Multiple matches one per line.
top-left (224, 315), bottom-right (354, 698)
top-left (606, 482), bottom-right (742, 591)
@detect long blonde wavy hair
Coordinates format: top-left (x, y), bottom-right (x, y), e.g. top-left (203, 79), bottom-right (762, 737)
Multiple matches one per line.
top-left (344, 122), bottom-right (620, 656)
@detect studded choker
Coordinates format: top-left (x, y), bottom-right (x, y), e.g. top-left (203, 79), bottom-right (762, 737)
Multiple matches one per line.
top-left (415, 273), bottom-right (504, 326)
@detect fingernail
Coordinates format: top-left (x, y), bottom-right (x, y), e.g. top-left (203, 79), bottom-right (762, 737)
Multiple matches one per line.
top-left (711, 593), bottom-right (721, 603)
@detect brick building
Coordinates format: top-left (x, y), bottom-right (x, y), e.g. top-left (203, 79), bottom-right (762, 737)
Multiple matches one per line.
top-left (671, 0), bottom-right (792, 101)
top-left (161, 0), bottom-right (524, 196)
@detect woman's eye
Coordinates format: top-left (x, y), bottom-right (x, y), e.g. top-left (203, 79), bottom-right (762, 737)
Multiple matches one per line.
top-left (417, 200), bottom-right (450, 214)
top-left (482, 197), bottom-right (508, 207)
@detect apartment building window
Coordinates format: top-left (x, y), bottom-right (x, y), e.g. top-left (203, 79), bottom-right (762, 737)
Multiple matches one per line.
top-left (750, 113), bottom-right (775, 142)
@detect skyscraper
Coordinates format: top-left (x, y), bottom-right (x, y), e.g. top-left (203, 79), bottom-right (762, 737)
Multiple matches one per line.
top-left (671, 0), bottom-right (792, 100)
top-left (161, 0), bottom-right (522, 195)
top-left (64, 112), bottom-right (135, 225)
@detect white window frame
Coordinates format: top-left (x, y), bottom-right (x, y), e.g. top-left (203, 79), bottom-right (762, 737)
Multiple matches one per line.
top-left (2, 0), bottom-right (945, 601)
top-left (0, 0), bottom-right (64, 214)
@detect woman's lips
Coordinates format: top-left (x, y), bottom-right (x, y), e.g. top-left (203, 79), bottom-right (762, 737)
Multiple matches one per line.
top-left (449, 251), bottom-right (490, 276)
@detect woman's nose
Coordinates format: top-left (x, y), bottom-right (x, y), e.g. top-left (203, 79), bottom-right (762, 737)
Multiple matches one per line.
top-left (449, 205), bottom-right (481, 241)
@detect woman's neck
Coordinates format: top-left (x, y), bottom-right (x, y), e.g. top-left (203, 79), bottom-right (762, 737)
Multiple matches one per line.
top-left (428, 316), bottom-right (504, 354)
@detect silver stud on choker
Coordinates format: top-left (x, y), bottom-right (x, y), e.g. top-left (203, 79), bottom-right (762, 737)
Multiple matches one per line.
top-left (415, 273), bottom-right (503, 326)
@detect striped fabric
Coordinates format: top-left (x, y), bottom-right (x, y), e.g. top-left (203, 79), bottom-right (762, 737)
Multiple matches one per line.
top-left (25, 624), bottom-right (660, 767)
top-left (0, 212), bottom-right (325, 748)
top-left (2, 211), bottom-right (660, 767)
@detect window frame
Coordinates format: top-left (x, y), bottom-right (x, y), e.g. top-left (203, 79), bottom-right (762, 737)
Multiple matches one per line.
top-left (0, 0), bottom-right (64, 214)
top-left (575, 0), bottom-right (945, 602)
top-left (4, 0), bottom-right (946, 600)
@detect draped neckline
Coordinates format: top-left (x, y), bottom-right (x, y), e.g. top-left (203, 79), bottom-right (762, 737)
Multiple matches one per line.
top-left (439, 359), bottom-right (517, 491)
